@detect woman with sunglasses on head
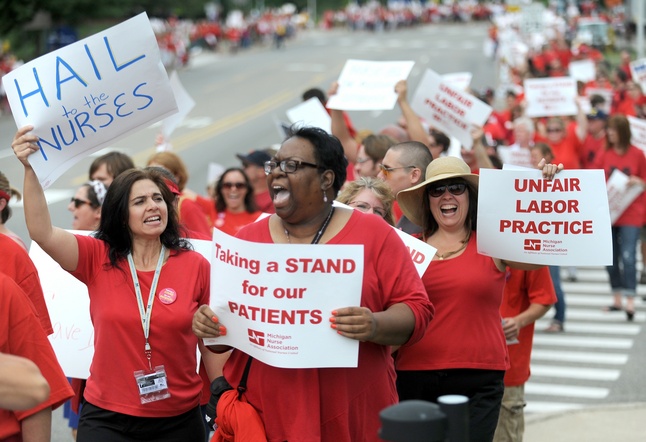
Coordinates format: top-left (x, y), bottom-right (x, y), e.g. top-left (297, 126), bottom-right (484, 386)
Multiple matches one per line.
top-left (193, 126), bottom-right (433, 441)
top-left (394, 156), bottom-right (562, 442)
top-left (13, 125), bottom-right (214, 442)
top-left (336, 176), bottom-right (395, 226)
top-left (212, 167), bottom-right (263, 236)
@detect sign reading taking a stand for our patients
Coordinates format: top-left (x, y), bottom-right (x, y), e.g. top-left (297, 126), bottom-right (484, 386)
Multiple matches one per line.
top-left (1, 12), bottom-right (178, 189)
top-left (477, 168), bottom-right (612, 266)
top-left (205, 229), bottom-right (363, 369)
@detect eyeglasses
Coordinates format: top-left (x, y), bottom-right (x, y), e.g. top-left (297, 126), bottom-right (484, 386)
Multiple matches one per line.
top-left (70, 197), bottom-right (91, 208)
top-left (264, 159), bottom-right (321, 175)
top-left (379, 164), bottom-right (415, 178)
top-left (222, 182), bottom-right (247, 190)
top-left (427, 182), bottom-right (467, 198)
top-left (546, 127), bottom-right (563, 133)
top-left (348, 201), bottom-right (387, 218)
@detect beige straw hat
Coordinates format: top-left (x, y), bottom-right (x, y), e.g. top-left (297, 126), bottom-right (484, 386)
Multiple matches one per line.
top-left (396, 156), bottom-right (479, 227)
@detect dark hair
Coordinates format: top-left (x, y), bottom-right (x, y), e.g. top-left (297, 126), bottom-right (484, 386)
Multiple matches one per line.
top-left (89, 151), bottom-right (135, 184)
top-left (607, 114), bottom-right (632, 150)
top-left (0, 170), bottom-right (21, 224)
top-left (420, 178), bottom-right (478, 238)
top-left (362, 134), bottom-right (397, 162)
top-left (429, 129), bottom-right (451, 152)
top-left (284, 125), bottom-right (348, 194)
top-left (215, 168), bottom-right (257, 213)
top-left (82, 183), bottom-right (102, 209)
top-left (94, 168), bottom-right (191, 267)
top-left (589, 94), bottom-right (607, 107)
top-left (302, 88), bottom-right (326, 104)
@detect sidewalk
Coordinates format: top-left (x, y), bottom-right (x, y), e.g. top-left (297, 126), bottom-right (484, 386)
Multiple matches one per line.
top-left (524, 402), bottom-right (646, 442)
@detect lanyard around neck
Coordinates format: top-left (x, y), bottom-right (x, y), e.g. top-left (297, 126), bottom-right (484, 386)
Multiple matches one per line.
top-left (127, 245), bottom-right (166, 370)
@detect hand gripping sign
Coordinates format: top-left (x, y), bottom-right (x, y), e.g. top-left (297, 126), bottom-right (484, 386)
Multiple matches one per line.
top-left (2, 12), bottom-right (178, 189)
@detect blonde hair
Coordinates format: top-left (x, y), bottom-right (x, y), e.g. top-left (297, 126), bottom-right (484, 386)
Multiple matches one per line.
top-left (146, 151), bottom-right (189, 191)
top-left (336, 177), bottom-right (395, 226)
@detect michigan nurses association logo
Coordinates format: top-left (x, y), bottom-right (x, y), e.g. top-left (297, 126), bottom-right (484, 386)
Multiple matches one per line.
top-left (248, 329), bottom-right (265, 346)
top-left (524, 239), bottom-right (541, 251)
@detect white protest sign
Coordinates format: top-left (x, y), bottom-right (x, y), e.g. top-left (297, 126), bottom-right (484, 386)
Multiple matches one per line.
top-left (205, 230), bottom-right (363, 368)
top-left (497, 145), bottom-right (533, 169)
top-left (2, 13), bottom-right (178, 189)
top-left (523, 77), bottom-right (578, 118)
top-left (31, 234), bottom-right (211, 379)
top-left (584, 88), bottom-right (613, 114)
top-left (325, 59), bottom-right (415, 111)
top-left (161, 70), bottom-right (195, 140)
top-left (286, 97), bottom-right (332, 133)
top-left (520, 2), bottom-right (545, 36)
top-left (477, 169), bottom-right (612, 266)
top-left (441, 72), bottom-right (472, 91)
top-left (628, 115), bottom-right (646, 154)
top-left (629, 58), bottom-right (646, 92)
top-left (568, 59), bottom-right (596, 83)
top-left (607, 169), bottom-right (644, 224)
top-left (410, 68), bottom-right (492, 149)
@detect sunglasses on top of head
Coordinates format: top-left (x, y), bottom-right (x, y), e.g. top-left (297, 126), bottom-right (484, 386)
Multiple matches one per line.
top-left (427, 182), bottom-right (467, 198)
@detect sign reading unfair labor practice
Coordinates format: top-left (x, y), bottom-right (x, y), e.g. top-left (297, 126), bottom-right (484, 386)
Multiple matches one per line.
top-left (410, 68), bottom-right (492, 150)
top-left (205, 230), bottom-right (363, 368)
top-left (477, 169), bottom-right (612, 266)
top-left (2, 13), bottom-right (177, 189)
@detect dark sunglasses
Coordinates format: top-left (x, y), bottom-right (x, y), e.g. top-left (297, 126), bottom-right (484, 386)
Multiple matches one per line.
top-left (427, 182), bottom-right (467, 198)
top-left (222, 182), bottom-right (247, 190)
top-left (70, 197), bottom-right (91, 208)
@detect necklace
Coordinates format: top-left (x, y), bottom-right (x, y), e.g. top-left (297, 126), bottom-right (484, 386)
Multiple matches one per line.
top-left (435, 233), bottom-right (470, 260)
top-left (283, 206), bottom-right (335, 245)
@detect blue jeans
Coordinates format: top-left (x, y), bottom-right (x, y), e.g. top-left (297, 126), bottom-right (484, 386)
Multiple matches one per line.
top-left (549, 266), bottom-right (565, 324)
top-left (607, 225), bottom-right (640, 298)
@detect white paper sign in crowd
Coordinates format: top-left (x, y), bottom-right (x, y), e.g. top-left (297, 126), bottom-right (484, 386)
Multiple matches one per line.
top-left (205, 230), bottom-right (363, 368)
top-left (496, 145), bottom-right (533, 169)
top-left (31, 235), bottom-right (212, 379)
top-left (607, 169), bottom-right (645, 224)
top-left (477, 169), bottom-right (612, 266)
top-left (629, 58), bottom-right (646, 92)
top-left (2, 12), bottom-right (178, 189)
top-left (410, 68), bottom-right (492, 150)
top-left (325, 59), bottom-right (415, 111)
top-left (628, 115), bottom-right (646, 153)
top-left (523, 77), bottom-right (578, 118)
top-left (568, 59), bottom-right (596, 83)
top-left (286, 97), bottom-right (332, 133)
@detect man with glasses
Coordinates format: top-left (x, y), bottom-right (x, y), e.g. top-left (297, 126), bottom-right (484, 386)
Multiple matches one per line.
top-left (378, 141), bottom-right (433, 234)
top-left (237, 149), bottom-right (275, 214)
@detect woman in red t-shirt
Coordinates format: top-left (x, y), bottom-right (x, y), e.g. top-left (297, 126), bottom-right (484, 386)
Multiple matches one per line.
top-left (593, 114), bottom-right (646, 320)
top-left (212, 168), bottom-right (263, 236)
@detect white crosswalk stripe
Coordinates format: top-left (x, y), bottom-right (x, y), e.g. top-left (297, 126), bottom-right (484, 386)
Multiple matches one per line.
top-left (525, 267), bottom-right (643, 415)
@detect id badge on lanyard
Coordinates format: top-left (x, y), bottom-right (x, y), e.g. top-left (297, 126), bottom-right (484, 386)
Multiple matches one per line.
top-left (128, 246), bottom-right (172, 404)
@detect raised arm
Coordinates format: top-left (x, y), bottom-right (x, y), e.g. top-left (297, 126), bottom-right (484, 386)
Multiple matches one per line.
top-left (0, 353), bottom-right (50, 411)
top-left (328, 82), bottom-right (358, 164)
top-left (395, 79), bottom-right (429, 146)
top-left (12, 126), bottom-right (79, 271)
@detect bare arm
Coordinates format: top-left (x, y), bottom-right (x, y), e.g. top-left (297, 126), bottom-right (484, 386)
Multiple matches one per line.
top-left (471, 125), bottom-right (495, 170)
top-left (502, 303), bottom-right (552, 342)
top-left (21, 407), bottom-right (52, 442)
top-left (198, 340), bottom-right (230, 381)
top-left (395, 80), bottom-right (428, 146)
top-left (12, 126), bottom-right (79, 271)
top-left (328, 82), bottom-right (358, 163)
top-left (0, 353), bottom-right (50, 410)
top-left (331, 303), bottom-right (416, 346)
top-left (575, 98), bottom-right (587, 142)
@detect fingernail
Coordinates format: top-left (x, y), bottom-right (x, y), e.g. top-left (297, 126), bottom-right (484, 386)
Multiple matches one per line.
top-left (330, 324), bottom-right (337, 329)
top-left (329, 316), bottom-right (336, 323)
top-left (219, 326), bottom-right (227, 336)
top-left (212, 316), bottom-right (218, 323)
top-left (331, 310), bottom-right (338, 316)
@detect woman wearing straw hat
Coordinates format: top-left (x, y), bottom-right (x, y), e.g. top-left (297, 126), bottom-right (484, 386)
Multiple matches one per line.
top-left (394, 156), bottom-right (561, 442)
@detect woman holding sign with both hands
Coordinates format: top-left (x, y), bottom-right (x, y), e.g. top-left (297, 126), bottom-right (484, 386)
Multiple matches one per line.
top-left (394, 155), bottom-right (562, 442)
top-left (12, 125), bottom-right (220, 442)
top-left (193, 126), bottom-right (434, 441)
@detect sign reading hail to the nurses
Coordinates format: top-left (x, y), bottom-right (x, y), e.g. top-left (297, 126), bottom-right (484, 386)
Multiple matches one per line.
top-left (477, 168), bottom-right (612, 266)
top-left (1, 12), bottom-right (177, 189)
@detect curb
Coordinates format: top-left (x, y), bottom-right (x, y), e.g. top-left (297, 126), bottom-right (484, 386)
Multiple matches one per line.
top-left (525, 402), bottom-right (646, 425)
